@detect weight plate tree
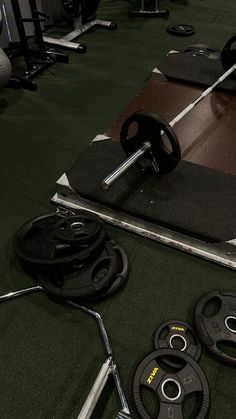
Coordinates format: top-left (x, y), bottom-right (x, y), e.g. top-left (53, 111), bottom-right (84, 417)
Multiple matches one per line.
top-left (154, 320), bottom-right (201, 368)
top-left (133, 348), bottom-right (210, 419)
top-left (194, 290), bottom-right (236, 366)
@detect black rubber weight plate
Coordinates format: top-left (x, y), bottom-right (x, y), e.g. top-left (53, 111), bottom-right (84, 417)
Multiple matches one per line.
top-left (36, 241), bottom-right (128, 300)
top-left (13, 212), bottom-right (106, 274)
top-left (167, 24), bottom-right (195, 37)
top-left (154, 320), bottom-right (201, 367)
top-left (194, 289), bottom-right (236, 366)
top-left (133, 349), bottom-right (210, 419)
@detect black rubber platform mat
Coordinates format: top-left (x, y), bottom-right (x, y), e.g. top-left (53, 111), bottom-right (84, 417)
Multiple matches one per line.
top-left (66, 140), bottom-right (236, 242)
top-left (158, 53), bottom-right (236, 93)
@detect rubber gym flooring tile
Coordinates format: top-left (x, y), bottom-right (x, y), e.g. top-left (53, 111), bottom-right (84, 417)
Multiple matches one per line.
top-left (0, 281), bottom-right (108, 419)
top-left (0, 188), bottom-right (48, 276)
top-left (0, 140), bottom-right (79, 204)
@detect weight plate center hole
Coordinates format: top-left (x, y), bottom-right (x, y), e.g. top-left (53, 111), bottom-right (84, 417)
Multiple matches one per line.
top-left (70, 222), bottom-right (85, 232)
top-left (169, 334), bottom-right (187, 351)
top-left (225, 316), bottom-right (236, 333)
top-left (127, 121), bottom-right (139, 139)
top-left (161, 378), bottom-right (182, 401)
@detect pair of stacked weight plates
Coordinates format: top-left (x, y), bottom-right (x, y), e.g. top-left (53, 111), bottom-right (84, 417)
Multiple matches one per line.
top-left (13, 210), bottom-right (128, 301)
top-left (133, 321), bottom-right (210, 419)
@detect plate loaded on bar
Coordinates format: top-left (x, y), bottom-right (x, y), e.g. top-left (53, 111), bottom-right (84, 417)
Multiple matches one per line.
top-left (153, 320), bottom-right (201, 368)
top-left (13, 210), bottom-right (128, 301)
top-left (52, 36), bottom-right (236, 271)
top-left (133, 349), bottom-right (210, 419)
top-left (221, 35), bottom-right (236, 77)
top-left (194, 290), bottom-right (236, 366)
top-left (102, 112), bottom-right (181, 189)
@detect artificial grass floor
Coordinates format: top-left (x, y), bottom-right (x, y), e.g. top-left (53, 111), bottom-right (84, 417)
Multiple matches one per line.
top-left (0, 0), bottom-right (236, 417)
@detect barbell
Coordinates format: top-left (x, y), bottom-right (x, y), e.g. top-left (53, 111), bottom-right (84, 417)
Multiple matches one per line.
top-left (101, 38), bottom-right (236, 190)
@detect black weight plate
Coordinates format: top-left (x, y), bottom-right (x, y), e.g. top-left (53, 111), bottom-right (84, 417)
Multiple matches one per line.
top-left (79, 243), bottom-right (128, 301)
top-left (221, 35), bottom-right (236, 78)
top-left (13, 212), bottom-right (106, 274)
top-left (133, 349), bottom-right (210, 419)
top-left (154, 320), bottom-right (201, 367)
top-left (167, 24), bottom-right (195, 37)
top-left (35, 240), bottom-right (122, 299)
top-left (62, 0), bottom-right (81, 17)
top-left (81, 0), bottom-right (100, 23)
top-left (54, 213), bottom-right (102, 244)
top-left (120, 111), bottom-right (181, 175)
top-left (184, 44), bottom-right (221, 60)
top-left (194, 290), bottom-right (236, 366)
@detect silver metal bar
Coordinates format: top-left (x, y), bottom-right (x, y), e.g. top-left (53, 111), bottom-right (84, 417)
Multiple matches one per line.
top-left (112, 362), bottom-right (130, 414)
top-left (102, 141), bottom-right (151, 189)
top-left (101, 64), bottom-right (236, 189)
top-left (68, 302), bottom-right (131, 417)
top-left (0, 285), bottom-right (43, 302)
top-left (52, 192), bottom-right (236, 271)
top-left (68, 302), bottom-right (113, 356)
top-left (77, 357), bottom-right (112, 419)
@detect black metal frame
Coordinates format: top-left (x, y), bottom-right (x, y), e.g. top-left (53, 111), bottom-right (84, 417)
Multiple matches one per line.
top-left (7, 0), bottom-right (68, 90)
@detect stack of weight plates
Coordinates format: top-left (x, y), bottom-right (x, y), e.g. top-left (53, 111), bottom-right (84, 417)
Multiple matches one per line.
top-left (13, 210), bottom-right (128, 301)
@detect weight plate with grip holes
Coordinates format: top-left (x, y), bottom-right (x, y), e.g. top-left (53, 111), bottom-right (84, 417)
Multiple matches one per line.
top-left (133, 349), bottom-right (210, 419)
top-left (194, 290), bottom-right (236, 366)
top-left (78, 243), bottom-right (128, 301)
top-left (154, 320), bottom-right (201, 368)
top-left (35, 240), bottom-right (126, 299)
top-left (13, 212), bottom-right (106, 274)
top-left (54, 213), bottom-right (102, 244)
top-left (120, 111), bottom-right (181, 175)
top-left (167, 24), bottom-right (195, 37)
top-left (221, 35), bottom-right (236, 78)
top-left (184, 44), bottom-right (221, 60)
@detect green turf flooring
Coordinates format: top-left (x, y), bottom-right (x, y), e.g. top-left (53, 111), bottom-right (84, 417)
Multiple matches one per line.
top-left (0, 0), bottom-right (236, 417)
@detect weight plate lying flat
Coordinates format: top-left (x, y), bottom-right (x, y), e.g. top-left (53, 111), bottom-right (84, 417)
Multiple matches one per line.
top-left (79, 243), bottom-right (128, 301)
top-left (154, 320), bottom-right (201, 367)
top-left (221, 35), bottom-right (236, 78)
top-left (133, 349), bottom-right (210, 419)
top-left (194, 290), bottom-right (236, 366)
top-left (167, 24), bottom-right (195, 37)
top-left (54, 213), bottom-right (102, 244)
top-left (120, 111), bottom-right (181, 175)
top-left (184, 44), bottom-right (221, 60)
top-left (13, 212), bottom-right (106, 274)
top-left (36, 241), bottom-right (126, 299)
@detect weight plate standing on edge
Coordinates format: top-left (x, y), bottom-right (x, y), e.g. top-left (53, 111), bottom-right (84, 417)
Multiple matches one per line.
top-left (184, 44), bottom-right (221, 60)
top-left (194, 290), bottom-right (236, 366)
top-left (120, 111), bottom-right (181, 175)
top-left (13, 212), bottom-right (107, 274)
top-left (154, 320), bottom-right (201, 367)
top-left (36, 240), bottom-right (126, 299)
top-left (133, 349), bottom-right (210, 419)
top-left (167, 24), bottom-right (195, 37)
top-left (221, 35), bottom-right (236, 78)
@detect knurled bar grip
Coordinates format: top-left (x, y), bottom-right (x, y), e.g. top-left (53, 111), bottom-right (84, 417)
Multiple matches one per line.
top-left (102, 64), bottom-right (236, 189)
